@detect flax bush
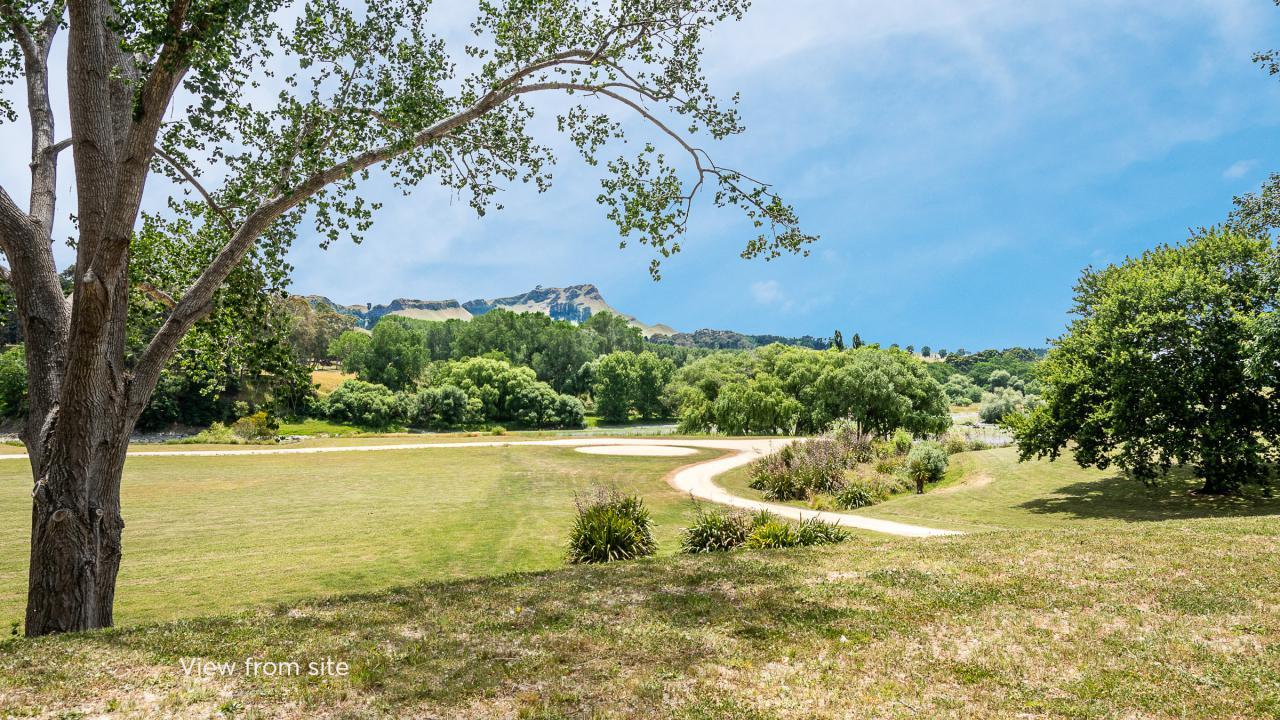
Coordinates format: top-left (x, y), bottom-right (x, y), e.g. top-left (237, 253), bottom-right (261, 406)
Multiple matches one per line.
top-left (567, 488), bottom-right (657, 564)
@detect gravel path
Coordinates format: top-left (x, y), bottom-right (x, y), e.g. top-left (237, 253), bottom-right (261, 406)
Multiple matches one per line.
top-left (0, 437), bottom-right (961, 538)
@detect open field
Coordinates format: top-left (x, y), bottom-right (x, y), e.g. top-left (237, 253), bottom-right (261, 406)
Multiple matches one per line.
top-left (0, 446), bottom-right (720, 626)
top-left (310, 368), bottom-right (357, 395)
top-left (1, 509), bottom-right (1277, 717)
top-left (2, 444), bottom-right (1279, 717)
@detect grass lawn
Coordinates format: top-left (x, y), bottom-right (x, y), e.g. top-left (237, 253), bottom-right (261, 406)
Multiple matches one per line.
top-left (0, 446), bottom-right (721, 626)
top-left (2, 446), bottom-right (1279, 718)
top-left (1, 517), bottom-right (1277, 717)
top-left (274, 417), bottom-right (376, 436)
top-left (715, 447), bottom-right (1280, 533)
top-left (854, 448), bottom-right (1280, 532)
top-left (310, 368), bottom-right (356, 394)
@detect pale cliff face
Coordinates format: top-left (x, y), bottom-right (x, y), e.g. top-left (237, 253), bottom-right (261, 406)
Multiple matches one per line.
top-left (305, 284), bottom-right (676, 336)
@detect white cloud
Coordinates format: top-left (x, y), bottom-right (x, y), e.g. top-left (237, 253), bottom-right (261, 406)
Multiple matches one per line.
top-left (751, 279), bottom-right (788, 307)
top-left (1223, 159), bottom-right (1257, 180)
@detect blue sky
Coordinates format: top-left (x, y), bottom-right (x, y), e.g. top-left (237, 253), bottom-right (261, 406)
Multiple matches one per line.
top-left (287, 0), bottom-right (1280, 349)
top-left (10, 0), bottom-right (1280, 349)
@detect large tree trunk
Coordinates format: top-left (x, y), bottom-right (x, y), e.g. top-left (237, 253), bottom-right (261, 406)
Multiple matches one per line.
top-left (23, 252), bottom-right (136, 637)
top-left (23, 353), bottom-right (134, 636)
top-left (25, 448), bottom-right (126, 634)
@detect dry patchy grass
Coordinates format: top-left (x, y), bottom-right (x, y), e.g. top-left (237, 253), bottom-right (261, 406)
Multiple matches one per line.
top-left (1, 517), bottom-right (1277, 718)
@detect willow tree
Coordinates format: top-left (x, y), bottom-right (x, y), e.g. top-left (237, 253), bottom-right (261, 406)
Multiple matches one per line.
top-left (0, 0), bottom-right (813, 635)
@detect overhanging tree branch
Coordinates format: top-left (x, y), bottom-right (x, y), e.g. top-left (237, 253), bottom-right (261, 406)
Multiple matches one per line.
top-left (153, 147), bottom-right (234, 231)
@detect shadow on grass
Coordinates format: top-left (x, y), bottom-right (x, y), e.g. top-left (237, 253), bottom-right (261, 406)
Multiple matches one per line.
top-left (1019, 468), bottom-right (1280, 522)
top-left (2, 543), bottom-right (987, 714)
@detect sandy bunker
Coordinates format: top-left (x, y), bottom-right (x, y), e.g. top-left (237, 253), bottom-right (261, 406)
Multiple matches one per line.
top-left (573, 445), bottom-right (698, 457)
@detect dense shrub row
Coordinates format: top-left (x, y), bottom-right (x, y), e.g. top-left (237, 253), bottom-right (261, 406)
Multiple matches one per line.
top-left (671, 345), bottom-right (951, 436)
top-left (747, 423), bottom-right (959, 510)
top-left (680, 507), bottom-right (849, 553)
top-left (318, 356), bottom-right (586, 430)
top-left (566, 489), bottom-right (850, 564)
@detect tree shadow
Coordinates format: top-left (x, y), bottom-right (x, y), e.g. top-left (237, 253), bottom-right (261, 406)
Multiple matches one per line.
top-left (1019, 468), bottom-right (1280, 522)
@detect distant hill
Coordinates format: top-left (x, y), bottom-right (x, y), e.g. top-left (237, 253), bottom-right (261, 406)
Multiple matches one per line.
top-left (648, 327), bottom-right (830, 350)
top-left (305, 283), bottom-right (677, 338)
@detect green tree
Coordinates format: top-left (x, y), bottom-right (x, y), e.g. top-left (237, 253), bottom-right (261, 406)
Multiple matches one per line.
top-left (850, 333), bottom-right (863, 349)
top-left (424, 356), bottom-right (582, 428)
top-left (324, 380), bottom-right (404, 428)
top-left (0, 345), bottom-right (28, 417)
top-left (583, 312), bottom-right (644, 355)
top-left (979, 388), bottom-right (1029, 424)
top-left (921, 345), bottom-right (931, 357)
top-left (405, 385), bottom-right (471, 429)
top-left (669, 344), bottom-right (949, 437)
top-left (0, 0), bottom-right (812, 635)
top-left (281, 297), bottom-right (357, 363)
top-left (592, 352), bottom-right (640, 422)
top-left (530, 322), bottom-right (596, 393)
top-left (831, 330), bottom-right (844, 351)
top-left (1009, 230), bottom-right (1280, 495)
top-left (329, 331), bottom-right (372, 376)
top-left (634, 351), bottom-right (676, 419)
top-left (810, 349), bottom-right (950, 437)
top-left (362, 317), bottom-right (429, 390)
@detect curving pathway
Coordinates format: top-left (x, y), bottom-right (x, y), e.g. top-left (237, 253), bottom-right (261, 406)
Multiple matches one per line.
top-left (0, 437), bottom-right (960, 538)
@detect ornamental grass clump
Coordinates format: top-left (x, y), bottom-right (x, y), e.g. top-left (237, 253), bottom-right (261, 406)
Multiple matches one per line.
top-left (743, 517), bottom-right (801, 549)
top-left (743, 514), bottom-right (849, 549)
top-left (682, 508), bottom-right (848, 552)
top-left (748, 436), bottom-right (849, 500)
top-left (679, 506), bottom-right (752, 553)
top-left (834, 472), bottom-right (913, 509)
top-left (566, 487), bottom-right (657, 564)
top-left (825, 419), bottom-right (876, 463)
top-left (793, 517), bottom-right (851, 545)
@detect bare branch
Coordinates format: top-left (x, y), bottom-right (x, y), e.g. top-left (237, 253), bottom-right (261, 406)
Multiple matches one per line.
top-left (44, 138), bottom-right (72, 157)
top-left (0, 185), bottom-right (34, 251)
top-left (153, 147), bottom-right (234, 230)
top-left (135, 281), bottom-right (176, 309)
